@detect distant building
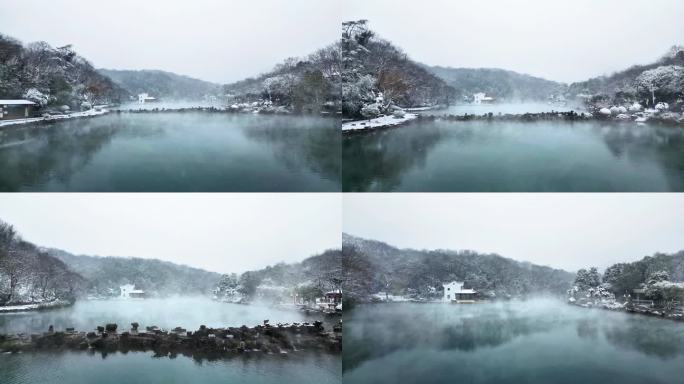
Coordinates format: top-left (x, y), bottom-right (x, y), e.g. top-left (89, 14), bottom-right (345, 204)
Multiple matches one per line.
top-left (316, 289), bottom-right (342, 311)
top-left (473, 93), bottom-right (494, 104)
top-left (120, 284), bottom-right (145, 299)
top-left (0, 100), bottom-right (37, 120)
top-left (443, 281), bottom-right (477, 303)
top-left (137, 93), bottom-right (158, 104)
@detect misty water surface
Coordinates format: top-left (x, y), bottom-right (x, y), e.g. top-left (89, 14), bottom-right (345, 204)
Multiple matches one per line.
top-left (344, 299), bottom-right (684, 384)
top-left (0, 297), bottom-right (327, 334)
top-left (0, 351), bottom-right (341, 384)
top-left (0, 112), bottom-right (340, 191)
top-left (422, 102), bottom-right (577, 116)
top-left (343, 120), bottom-right (684, 191)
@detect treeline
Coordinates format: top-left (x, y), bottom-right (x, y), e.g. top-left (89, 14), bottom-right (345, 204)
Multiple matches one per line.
top-left (0, 33), bottom-right (126, 109)
top-left (567, 46), bottom-right (684, 108)
top-left (572, 251), bottom-right (684, 306)
top-left (342, 234), bottom-right (574, 303)
top-left (222, 44), bottom-right (341, 114)
top-left (98, 69), bottom-right (222, 101)
top-left (214, 249), bottom-right (342, 303)
top-left (47, 249), bottom-right (221, 297)
top-left (0, 221), bottom-right (84, 306)
top-left (426, 66), bottom-right (565, 102)
top-left (342, 20), bottom-right (456, 119)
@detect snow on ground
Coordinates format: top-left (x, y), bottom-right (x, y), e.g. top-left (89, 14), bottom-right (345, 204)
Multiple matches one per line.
top-left (342, 113), bottom-right (417, 132)
top-left (0, 108), bottom-right (108, 128)
top-left (0, 300), bottom-right (69, 313)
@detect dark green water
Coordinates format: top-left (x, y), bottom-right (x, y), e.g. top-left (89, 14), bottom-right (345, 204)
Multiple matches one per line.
top-left (342, 120), bottom-right (684, 192)
top-left (0, 351), bottom-right (341, 384)
top-left (0, 113), bottom-right (340, 192)
top-left (0, 297), bottom-right (340, 383)
top-left (343, 300), bottom-right (684, 384)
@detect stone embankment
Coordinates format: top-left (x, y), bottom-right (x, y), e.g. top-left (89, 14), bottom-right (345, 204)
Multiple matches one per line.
top-left (0, 320), bottom-right (342, 358)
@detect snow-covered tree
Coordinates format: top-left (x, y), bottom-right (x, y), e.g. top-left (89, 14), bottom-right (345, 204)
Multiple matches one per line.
top-left (634, 65), bottom-right (684, 106)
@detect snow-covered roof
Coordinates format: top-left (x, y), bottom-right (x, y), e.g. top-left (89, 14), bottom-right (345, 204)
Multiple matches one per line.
top-left (0, 100), bottom-right (35, 105)
top-left (459, 289), bottom-right (477, 294)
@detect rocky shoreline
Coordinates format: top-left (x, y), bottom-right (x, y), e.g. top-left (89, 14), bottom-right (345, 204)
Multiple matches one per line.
top-left (0, 321), bottom-right (342, 358)
top-left (0, 300), bottom-right (73, 313)
top-left (343, 107), bottom-right (684, 133)
top-left (568, 300), bottom-right (684, 322)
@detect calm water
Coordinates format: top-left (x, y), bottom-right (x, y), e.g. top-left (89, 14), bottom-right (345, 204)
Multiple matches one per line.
top-left (0, 297), bottom-right (326, 335)
top-left (344, 300), bottom-right (684, 384)
top-left (343, 120), bottom-right (684, 191)
top-left (0, 297), bottom-right (340, 384)
top-left (0, 351), bottom-right (340, 384)
top-left (0, 113), bottom-right (340, 191)
top-left (422, 102), bottom-right (579, 116)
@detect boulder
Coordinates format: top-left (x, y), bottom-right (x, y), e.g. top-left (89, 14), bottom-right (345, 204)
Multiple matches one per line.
top-left (393, 109), bottom-right (406, 118)
top-left (655, 102), bottom-right (670, 111)
top-left (628, 102), bottom-right (643, 112)
top-left (599, 108), bottom-right (612, 116)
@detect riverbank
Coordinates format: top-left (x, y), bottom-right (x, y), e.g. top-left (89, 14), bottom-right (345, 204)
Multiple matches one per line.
top-left (0, 108), bottom-right (109, 128)
top-left (342, 108), bottom-right (684, 134)
top-left (0, 300), bottom-right (72, 314)
top-left (0, 321), bottom-right (342, 358)
top-left (342, 113), bottom-right (417, 132)
top-left (568, 300), bottom-right (684, 322)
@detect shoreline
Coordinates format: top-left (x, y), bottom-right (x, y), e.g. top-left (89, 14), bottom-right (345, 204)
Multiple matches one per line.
top-left (0, 321), bottom-right (342, 358)
top-left (0, 300), bottom-right (72, 314)
top-left (342, 109), bottom-right (684, 133)
top-left (0, 109), bottom-right (109, 129)
top-left (342, 113), bottom-right (418, 133)
top-left (567, 300), bottom-right (684, 322)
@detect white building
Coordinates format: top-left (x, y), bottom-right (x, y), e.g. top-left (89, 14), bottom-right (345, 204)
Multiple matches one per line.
top-left (137, 93), bottom-right (157, 104)
top-left (473, 92), bottom-right (494, 104)
top-left (443, 281), bottom-right (477, 303)
top-left (120, 284), bottom-right (145, 299)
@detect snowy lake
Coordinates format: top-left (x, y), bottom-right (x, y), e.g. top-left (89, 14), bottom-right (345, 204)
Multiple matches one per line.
top-left (422, 102), bottom-right (580, 116)
top-left (0, 112), bottom-right (340, 192)
top-left (344, 299), bottom-right (684, 384)
top-left (0, 296), bottom-right (335, 335)
top-left (0, 351), bottom-right (340, 384)
top-left (0, 297), bottom-right (341, 384)
top-left (342, 119), bottom-right (684, 191)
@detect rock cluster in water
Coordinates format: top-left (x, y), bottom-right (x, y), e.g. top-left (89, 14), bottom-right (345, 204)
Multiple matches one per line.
top-left (0, 320), bottom-right (342, 358)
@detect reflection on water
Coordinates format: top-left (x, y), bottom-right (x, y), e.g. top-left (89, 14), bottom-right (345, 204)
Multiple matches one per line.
top-left (0, 297), bottom-right (329, 335)
top-left (343, 120), bottom-right (684, 192)
top-left (0, 113), bottom-right (340, 191)
top-left (344, 300), bottom-right (684, 384)
top-left (0, 298), bottom-right (341, 384)
top-left (0, 350), bottom-right (341, 384)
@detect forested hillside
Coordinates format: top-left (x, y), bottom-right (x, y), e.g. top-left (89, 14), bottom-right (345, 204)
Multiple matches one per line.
top-left (567, 45), bottom-right (684, 108)
top-left (222, 43), bottom-right (341, 114)
top-left (0, 33), bottom-right (126, 109)
top-left (426, 66), bottom-right (565, 102)
top-left (213, 249), bottom-right (342, 303)
top-left (98, 69), bottom-right (221, 101)
top-left (0, 221), bottom-right (84, 306)
top-left (342, 234), bottom-right (574, 303)
top-left (47, 249), bottom-right (221, 297)
top-left (342, 20), bottom-right (456, 118)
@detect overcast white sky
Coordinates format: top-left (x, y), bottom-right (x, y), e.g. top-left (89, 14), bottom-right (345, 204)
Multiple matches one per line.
top-left (342, 0), bottom-right (684, 83)
top-left (0, 0), bottom-right (341, 84)
top-left (344, 194), bottom-right (684, 272)
top-left (0, 194), bottom-right (341, 274)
